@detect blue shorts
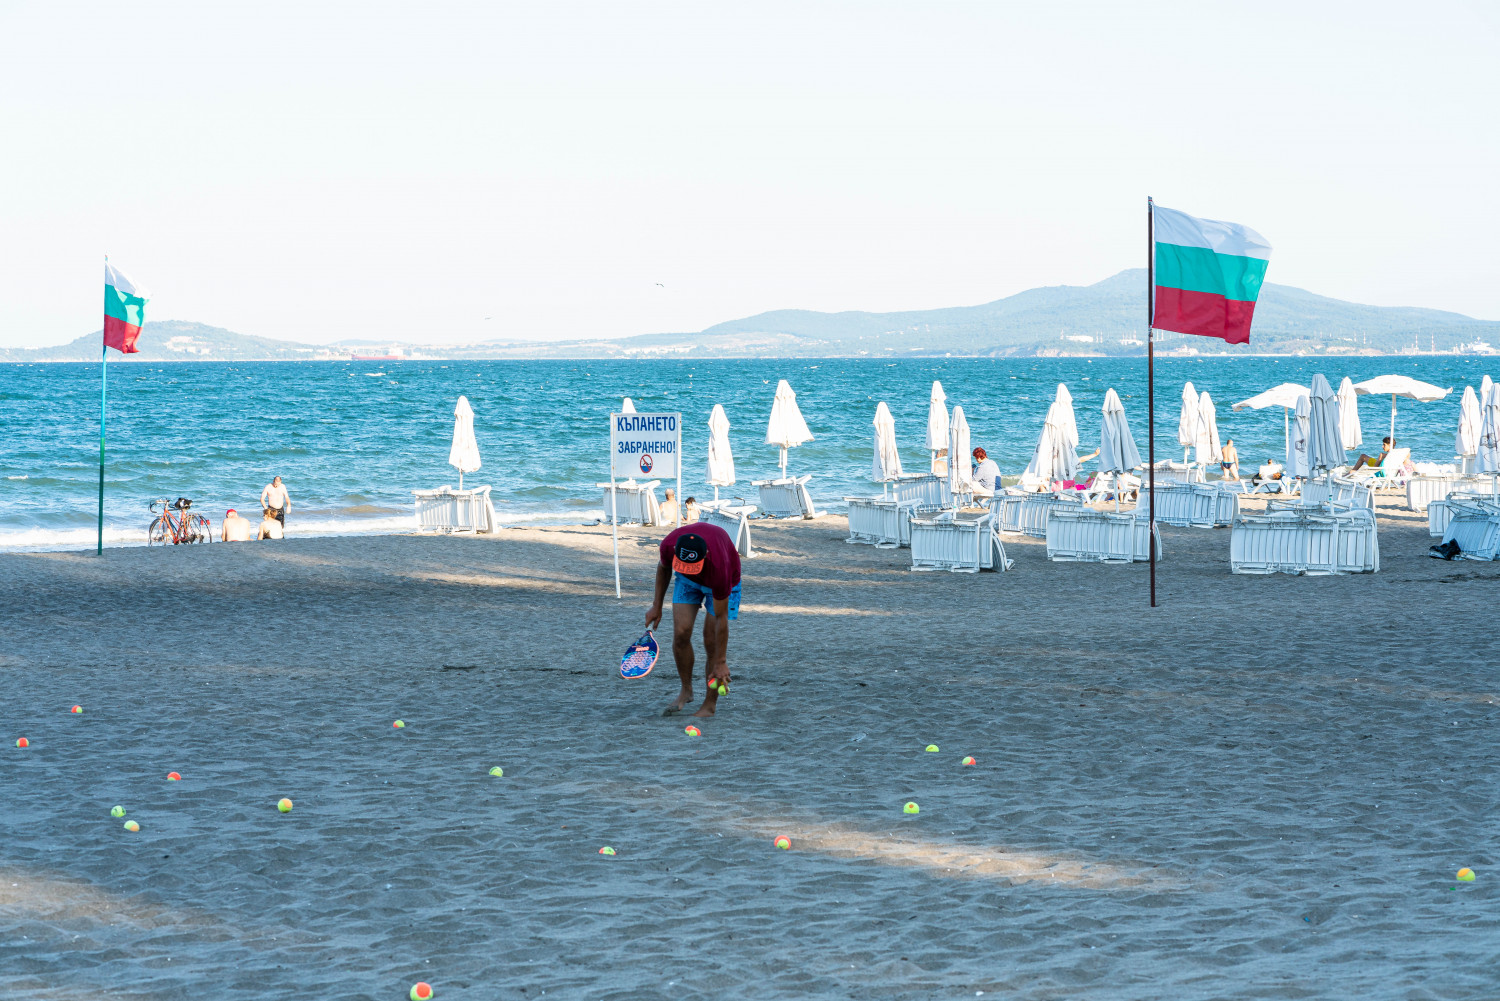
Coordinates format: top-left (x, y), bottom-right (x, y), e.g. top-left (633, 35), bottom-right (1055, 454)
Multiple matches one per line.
top-left (672, 576), bottom-right (741, 620)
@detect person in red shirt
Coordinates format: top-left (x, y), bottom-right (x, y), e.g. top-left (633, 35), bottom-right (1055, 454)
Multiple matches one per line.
top-left (645, 523), bottom-right (742, 717)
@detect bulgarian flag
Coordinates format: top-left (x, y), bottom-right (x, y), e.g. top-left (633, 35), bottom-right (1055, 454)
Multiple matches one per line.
top-left (1152, 203), bottom-right (1271, 345)
top-left (103, 260), bottom-right (150, 353)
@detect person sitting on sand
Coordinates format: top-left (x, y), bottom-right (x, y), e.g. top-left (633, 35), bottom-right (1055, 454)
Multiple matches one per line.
top-left (659, 488), bottom-right (680, 526)
top-left (1352, 436), bottom-right (1393, 471)
top-left (221, 508), bottom-right (254, 542)
top-left (257, 507), bottom-right (285, 540)
top-left (971, 447), bottom-right (1001, 492)
top-left (683, 496), bottom-right (699, 523)
top-left (1220, 438), bottom-right (1239, 480)
top-left (645, 524), bottom-right (740, 718)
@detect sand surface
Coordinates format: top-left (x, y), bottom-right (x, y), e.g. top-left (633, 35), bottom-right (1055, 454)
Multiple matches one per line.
top-left (1, 499), bottom-right (1496, 999)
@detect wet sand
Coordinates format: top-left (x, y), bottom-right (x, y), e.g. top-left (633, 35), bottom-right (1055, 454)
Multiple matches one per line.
top-left (1, 498), bottom-right (1496, 999)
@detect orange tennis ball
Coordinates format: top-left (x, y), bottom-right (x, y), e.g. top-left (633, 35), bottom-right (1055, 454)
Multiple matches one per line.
top-left (123, 820), bottom-right (140, 832)
top-left (774, 835), bottom-right (791, 850)
top-left (167, 772), bottom-right (182, 781)
top-left (70, 705), bottom-right (83, 714)
top-left (277, 798), bottom-right (293, 813)
top-left (15, 738), bottom-right (27, 749)
top-left (962, 756), bottom-right (976, 766)
top-left (684, 725), bottom-right (701, 736)
top-left (409, 982), bottom-right (434, 1000)
top-left (1457, 867), bottom-right (1476, 882)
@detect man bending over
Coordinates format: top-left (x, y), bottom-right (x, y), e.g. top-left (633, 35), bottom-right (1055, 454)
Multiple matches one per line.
top-left (645, 523), bottom-right (741, 718)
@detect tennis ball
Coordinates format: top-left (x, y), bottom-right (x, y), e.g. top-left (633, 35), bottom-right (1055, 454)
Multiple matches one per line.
top-left (774, 835), bottom-right (791, 850)
top-left (393, 720), bottom-right (405, 728)
top-left (167, 772), bottom-right (182, 781)
top-left (110, 805), bottom-right (126, 818)
top-left (123, 820), bottom-right (140, 832)
top-left (598, 846), bottom-right (616, 856)
top-left (684, 725), bottom-right (701, 736)
top-left (903, 801), bottom-right (920, 814)
top-left (1457, 867), bottom-right (1476, 882)
top-left (925, 744), bottom-right (939, 753)
top-left (70, 705), bottom-right (83, 714)
top-left (409, 982), bottom-right (434, 1000)
top-left (277, 798), bottom-right (293, 813)
top-left (715, 682), bottom-right (728, 696)
top-left (962, 756), bottom-right (977, 766)
top-left (488, 766), bottom-right (504, 777)
top-left (15, 738), bottom-right (27, 748)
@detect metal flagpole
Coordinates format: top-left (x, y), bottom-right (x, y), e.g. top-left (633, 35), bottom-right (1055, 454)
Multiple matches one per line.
top-left (98, 339), bottom-right (107, 556)
top-left (1147, 197), bottom-right (1156, 608)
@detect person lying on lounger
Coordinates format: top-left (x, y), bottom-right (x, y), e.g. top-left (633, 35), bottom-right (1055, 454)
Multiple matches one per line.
top-left (1352, 437), bottom-right (1393, 471)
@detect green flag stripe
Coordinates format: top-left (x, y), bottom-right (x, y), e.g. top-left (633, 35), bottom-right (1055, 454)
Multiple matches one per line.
top-left (105, 288), bottom-right (148, 326)
top-left (1155, 242), bottom-right (1268, 303)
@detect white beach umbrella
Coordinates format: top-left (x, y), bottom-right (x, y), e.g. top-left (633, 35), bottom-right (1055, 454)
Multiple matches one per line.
top-left (872, 401), bottom-right (903, 486)
top-left (1478, 382), bottom-right (1500, 476)
top-left (1306, 374), bottom-right (1346, 474)
top-left (766, 379), bottom-right (813, 477)
top-left (1456, 386), bottom-right (1482, 460)
top-left (1337, 376), bottom-right (1363, 450)
top-left (1099, 388), bottom-right (1142, 473)
top-left (1028, 400), bottom-right (1080, 484)
top-left (1353, 374), bottom-right (1452, 443)
top-left (925, 381), bottom-right (950, 474)
top-left (448, 395), bottom-right (481, 490)
top-left (949, 406), bottom-right (974, 495)
top-left (1234, 382), bottom-right (1310, 459)
top-left (1287, 394), bottom-right (1310, 479)
top-left (1482, 375), bottom-right (1494, 410)
top-left (1177, 382), bottom-right (1200, 462)
top-left (621, 397), bottom-right (636, 413)
top-left (1053, 384), bottom-right (1079, 453)
top-left (1195, 391), bottom-right (1222, 466)
top-left (706, 404), bottom-right (735, 500)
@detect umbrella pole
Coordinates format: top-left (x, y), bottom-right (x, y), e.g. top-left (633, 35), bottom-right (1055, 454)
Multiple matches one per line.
top-left (610, 479), bottom-right (621, 599)
top-left (1390, 395), bottom-right (1397, 445)
top-left (780, 446), bottom-right (787, 479)
top-left (97, 342), bottom-right (107, 556)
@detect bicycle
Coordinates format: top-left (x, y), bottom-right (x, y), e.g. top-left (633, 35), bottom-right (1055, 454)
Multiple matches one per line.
top-left (148, 498), bottom-right (213, 545)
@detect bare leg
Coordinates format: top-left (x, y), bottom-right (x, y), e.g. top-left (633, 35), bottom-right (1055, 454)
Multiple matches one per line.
top-left (667, 602), bottom-right (699, 713)
top-left (692, 606), bottom-right (727, 718)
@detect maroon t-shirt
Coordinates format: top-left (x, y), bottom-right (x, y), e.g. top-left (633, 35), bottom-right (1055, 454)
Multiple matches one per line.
top-left (660, 522), bottom-right (742, 600)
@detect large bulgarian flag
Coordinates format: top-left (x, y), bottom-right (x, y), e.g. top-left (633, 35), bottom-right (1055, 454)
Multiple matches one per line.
top-left (103, 260), bottom-right (150, 353)
top-left (1152, 204), bottom-right (1271, 345)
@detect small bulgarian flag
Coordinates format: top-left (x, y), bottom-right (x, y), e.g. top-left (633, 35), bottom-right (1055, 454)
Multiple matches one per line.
top-left (104, 260), bottom-right (150, 353)
top-left (1152, 204), bottom-right (1271, 345)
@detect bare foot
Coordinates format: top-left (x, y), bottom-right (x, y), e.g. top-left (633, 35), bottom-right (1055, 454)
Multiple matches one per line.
top-left (663, 688), bottom-right (693, 716)
top-left (691, 693), bottom-right (718, 718)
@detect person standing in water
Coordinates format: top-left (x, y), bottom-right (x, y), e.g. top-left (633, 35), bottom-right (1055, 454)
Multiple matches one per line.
top-left (260, 476), bottom-right (290, 528)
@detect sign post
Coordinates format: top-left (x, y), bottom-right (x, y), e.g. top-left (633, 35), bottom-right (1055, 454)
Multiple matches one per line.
top-left (608, 411), bottom-right (682, 599)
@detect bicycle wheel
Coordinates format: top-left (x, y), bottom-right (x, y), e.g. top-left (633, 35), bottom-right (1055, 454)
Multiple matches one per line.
top-left (148, 517), bottom-right (171, 545)
top-left (192, 515), bottom-right (213, 542)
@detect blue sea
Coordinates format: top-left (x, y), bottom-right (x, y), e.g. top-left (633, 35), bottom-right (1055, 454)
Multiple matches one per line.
top-left (1, 355), bottom-right (1493, 551)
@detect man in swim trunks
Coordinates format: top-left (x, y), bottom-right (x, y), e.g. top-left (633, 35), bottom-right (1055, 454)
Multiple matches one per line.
top-left (645, 522), bottom-right (741, 718)
top-left (260, 476), bottom-right (290, 527)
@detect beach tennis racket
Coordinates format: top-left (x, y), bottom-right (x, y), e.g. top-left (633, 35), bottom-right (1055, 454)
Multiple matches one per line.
top-left (620, 629), bottom-right (659, 680)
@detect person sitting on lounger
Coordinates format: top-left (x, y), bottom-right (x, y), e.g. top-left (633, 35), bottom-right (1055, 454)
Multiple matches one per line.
top-left (971, 447), bottom-right (1001, 492)
top-left (1352, 437), bottom-right (1393, 471)
top-left (1253, 461), bottom-right (1284, 489)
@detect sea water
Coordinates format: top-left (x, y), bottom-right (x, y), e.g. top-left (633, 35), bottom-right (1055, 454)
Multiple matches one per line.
top-left (0, 355), bottom-right (1493, 551)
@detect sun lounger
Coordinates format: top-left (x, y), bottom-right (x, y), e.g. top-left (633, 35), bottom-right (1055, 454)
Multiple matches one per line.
top-left (1406, 474), bottom-right (1496, 512)
top-left (1045, 508), bottom-right (1161, 563)
top-left (1347, 447), bottom-right (1411, 490)
top-left (1230, 507), bottom-right (1379, 575)
top-left (1273, 474), bottom-right (1373, 514)
top-left (700, 503), bottom-right (757, 558)
top-left (909, 510), bottom-right (1013, 572)
top-left (1439, 499), bottom-right (1500, 560)
top-left (889, 474), bottom-right (951, 508)
top-left (1137, 481), bottom-right (1239, 528)
top-left (598, 479), bottom-right (662, 525)
top-left (844, 497), bottom-right (939, 548)
top-left (991, 491), bottom-right (1085, 537)
top-left (753, 475), bottom-right (819, 519)
top-left (413, 484), bottom-right (498, 534)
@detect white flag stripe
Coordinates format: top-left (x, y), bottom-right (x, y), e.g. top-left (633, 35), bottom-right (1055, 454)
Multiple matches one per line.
top-left (104, 261), bottom-right (150, 298)
top-left (1153, 205), bottom-right (1272, 261)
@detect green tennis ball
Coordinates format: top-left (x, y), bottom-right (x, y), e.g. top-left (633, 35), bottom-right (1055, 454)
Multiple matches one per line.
top-left (598, 846), bottom-right (616, 856)
top-left (924, 744), bottom-right (939, 753)
top-left (1457, 867), bottom-right (1476, 882)
top-left (903, 801), bottom-right (920, 814)
top-left (110, 805), bottom-right (126, 819)
top-left (488, 766), bottom-right (504, 777)
top-left (277, 798), bottom-right (293, 813)
top-left (409, 982), bottom-right (434, 1001)
top-left (123, 820), bottom-right (140, 832)
top-left (393, 720), bottom-right (405, 728)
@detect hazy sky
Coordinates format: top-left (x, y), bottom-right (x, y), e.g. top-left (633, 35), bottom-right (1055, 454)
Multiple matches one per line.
top-left (3, 1), bottom-right (1497, 348)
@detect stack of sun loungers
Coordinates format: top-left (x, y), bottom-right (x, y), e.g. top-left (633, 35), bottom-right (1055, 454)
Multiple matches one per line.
top-left (993, 490), bottom-right (1084, 538)
top-left (699, 502), bottom-right (757, 558)
top-left (1428, 486), bottom-right (1499, 537)
top-left (908, 509), bottom-right (1013, 573)
top-left (598, 479), bottom-right (662, 525)
top-left (1230, 506), bottom-right (1380, 575)
top-left (1407, 474), bottom-right (1496, 513)
top-left (413, 485), bottom-right (499, 534)
top-left (1045, 506), bottom-right (1161, 564)
top-left (844, 474), bottom-right (952, 548)
top-left (753, 475), bottom-right (819, 519)
top-left (1271, 474), bottom-right (1373, 514)
top-left (1137, 480), bottom-right (1239, 528)
top-left (1435, 497), bottom-right (1500, 559)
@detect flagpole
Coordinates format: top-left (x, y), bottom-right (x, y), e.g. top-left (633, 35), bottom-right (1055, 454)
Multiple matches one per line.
top-left (1147, 197), bottom-right (1156, 608)
top-left (98, 255), bottom-right (109, 557)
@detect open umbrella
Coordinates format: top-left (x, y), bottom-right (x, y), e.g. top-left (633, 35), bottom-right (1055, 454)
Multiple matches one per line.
top-left (872, 401), bottom-right (903, 488)
top-left (1287, 394), bottom-right (1310, 479)
top-left (1306, 374), bottom-right (1346, 474)
top-left (1099, 388), bottom-right (1141, 510)
top-left (1178, 382), bottom-right (1200, 464)
top-left (925, 381), bottom-right (949, 475)
top-left (1234, 382), bottom-right (1310, 459)
top-left (949, 406), bottom-right (974, 496)
top-left (707, 404), bottom-right (735, 501)
top-left (1456, 386), bottom-right (1482, 463)
top-left (766, 379), bottom-right (813, 478)
top-left (1195, 391), bottom-right (1222, 466)
top-left (1337, 376), bottom-right (1362, 450)
top-left (448, 395), bottom-right (481, 490)
top-left (1353, 374), bottom-right (1452, 443)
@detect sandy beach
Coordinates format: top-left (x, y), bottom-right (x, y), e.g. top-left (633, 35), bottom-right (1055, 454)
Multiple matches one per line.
top-left (2, 499), bottom-right (1496, 999)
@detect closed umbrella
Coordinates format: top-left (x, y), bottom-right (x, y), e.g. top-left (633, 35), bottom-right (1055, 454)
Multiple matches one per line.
top-left (706, 404), bottom-right (735, 501)
top-left (1099, 388), bottom-right (1142, 510)
top-left (925, 381), bottom-right (949, 475)
top-left (448, 395), bottom-right (481, 490)
top-left (1306, 374), bottom-right (1346, 474)
top-left (1195, 391), bottom-right (1222, 466)
top-left (1353, 374), bottom-right (1452, 443)
top-left (1027, 400), bottom-right (1079, 485)
top-left (1337, 377), bottom-right (1362, 450)
top-left (1456, 386), bottom-right (1482, 462)
top-left (1177, 382), bottom-right (1200, 463)
top-left (1479, 382), bottom-right (1500, 477)
top-left (766, 379), bottom-right (813, 478)
top-left (1234, 382), bottom-right (1310, 459)
top-left (949, 406), bottom-right (974, 496)
top-left (622, 397), bottom-right (636, 413)
top-left (872, 401), bottom-right (903, 488)
top-left (1053, 384), bottom-right (1079, 453)
top-left (1482, 375), bottom-right (1494, 409)
top-left (1287, 394), bottom-right (1310, 479)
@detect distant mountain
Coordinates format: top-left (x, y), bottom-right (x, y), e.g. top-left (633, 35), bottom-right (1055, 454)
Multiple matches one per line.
top-left (6, 271), bottom-right (1498, 361)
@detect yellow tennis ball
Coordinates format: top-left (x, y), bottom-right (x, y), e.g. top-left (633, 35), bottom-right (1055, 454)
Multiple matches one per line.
top-left (961, 756), bottom-right (976, 766)
top-left (924, 744), bottom-right (939, 753)
top-left (123, 820), bottom-right (140, 832)
top-left (1456, 867), bottom-right (1475, 882)
top-left (110, 805), bottom-right (126, 818)
top-left (903, 801), bottom-right (920, 814)
top-left (684, 725), bottom-right (701, 736)
top-left (488, 766), bottom-right (504, 777)
top-left (598, 846), bottom-right (616, 856)
top-left (393, 720), bottom-right (405, 728)
top-left (774, 835), bottom-right (791, 850)
top-left (277, 798), bottom-right (293, 813)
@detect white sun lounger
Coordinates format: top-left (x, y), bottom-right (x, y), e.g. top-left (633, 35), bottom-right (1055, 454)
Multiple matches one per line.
top-left (699, 503), bottom-right (757, 558)
top-left (753, 475), bottom-right (819, 519)
top-left (889, 474), bottom-right (951, 507)
top-left (1407, 475), bottom-right (1497, 512)
top-left (598, 479), bottom-right (662, 525)
top-left (1347, 447), bottom-right (1411, 491)
top-left (1045, 507), bottom-right (1161, 563)
top-left (909, 510), bottom-right (1013, 573)
top-left (413, 484), bottom-right (499, 534)
top-left (1230, 507), bottom-right (1379, 575)
top-left (1271, 474), bottom-right (1374, 514)
top-left (843, 497), bottom-right (940, 548)
top-left (993, 491), bottom-right (1085, 537)
top-left (1439, 499), bottom-right (1500, 560)
top-left (1428, 488), bottom-right (1497, 536)
top-left (1137, 481), bottom-right (1239, 528)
